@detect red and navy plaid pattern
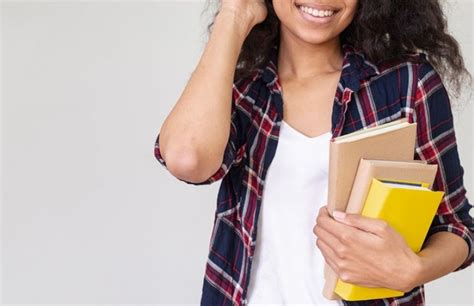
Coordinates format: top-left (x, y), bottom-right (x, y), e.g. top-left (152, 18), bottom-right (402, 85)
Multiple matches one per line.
top-left (154, 42), bottom-right (473, 306)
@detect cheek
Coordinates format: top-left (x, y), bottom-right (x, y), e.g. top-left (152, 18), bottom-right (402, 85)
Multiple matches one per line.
top-left (343, 0), bottom-right (359, 23)
top-left (272, 0), bottom-right (295, 23)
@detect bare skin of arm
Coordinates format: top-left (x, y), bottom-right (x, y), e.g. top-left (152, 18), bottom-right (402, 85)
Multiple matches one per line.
top-left (158, 2), bottom-right (266, 184)
top-left (410, 232), bottom-right (470, 288)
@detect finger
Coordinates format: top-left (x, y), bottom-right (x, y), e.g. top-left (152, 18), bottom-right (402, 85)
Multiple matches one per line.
top-left (314, 223), bottom-right (345, 257)
top-left (317, 242), bottom-right (382, 289)
top-left (335, 213), bottom-right (390, 238)
top-left (317, 210), bottom-right (366, 243)
top-left (316, 205), bottom-right (330, 221)
top-left (316, 237), bottom-right (340, 274)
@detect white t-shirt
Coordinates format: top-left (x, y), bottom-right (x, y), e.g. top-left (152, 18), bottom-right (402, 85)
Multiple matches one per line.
top-left (246, 120), bottom-right (343, 306)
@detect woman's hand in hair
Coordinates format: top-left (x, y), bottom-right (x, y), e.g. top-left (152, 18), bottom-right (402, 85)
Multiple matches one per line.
top-left (219, 0), bottom-right (268, 30)
top-left (313, 205), bottom-right (422, 293)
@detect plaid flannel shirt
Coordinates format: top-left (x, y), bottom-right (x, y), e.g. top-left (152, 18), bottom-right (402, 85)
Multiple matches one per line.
top-left (154, 42), bottom-right (474, 306)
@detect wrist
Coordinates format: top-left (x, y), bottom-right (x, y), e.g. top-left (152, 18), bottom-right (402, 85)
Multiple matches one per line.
top-left (405, 253), bottom-right (425, 291)
top-left (215, 9), bottom-right (255, 40)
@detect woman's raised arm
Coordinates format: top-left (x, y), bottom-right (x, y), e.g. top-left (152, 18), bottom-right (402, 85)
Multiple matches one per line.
top-left (154, 2), bottom-right (266, 184)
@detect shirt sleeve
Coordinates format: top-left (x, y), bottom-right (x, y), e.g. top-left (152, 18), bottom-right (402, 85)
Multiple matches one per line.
top-left (153, 81), bottom-right (249, 186)
top-left (414, 59), bottom-right (474, 272)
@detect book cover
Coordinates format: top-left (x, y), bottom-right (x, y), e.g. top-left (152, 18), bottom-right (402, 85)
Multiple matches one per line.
top-left (327, 118), bottom-right (417, 215)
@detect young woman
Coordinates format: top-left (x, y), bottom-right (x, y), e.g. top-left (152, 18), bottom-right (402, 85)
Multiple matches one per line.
top-left (154, 0), bottom-right (473, 305)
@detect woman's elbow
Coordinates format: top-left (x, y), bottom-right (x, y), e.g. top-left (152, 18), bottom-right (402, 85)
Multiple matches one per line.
top-left (164, 147), bottom-right (219, 184)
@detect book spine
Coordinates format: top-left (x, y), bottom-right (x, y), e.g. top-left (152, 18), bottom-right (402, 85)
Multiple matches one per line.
top-left (345, 159), bottom-right (373, 214)
top-left (327, 141), bottom-right (339, 215)
top-left (360, 179), bottom-right (389, 218)
top-left (323, 141), bottom-right (343, 300)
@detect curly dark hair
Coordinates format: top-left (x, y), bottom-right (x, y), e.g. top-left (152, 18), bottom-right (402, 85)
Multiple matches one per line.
top-left (204, 0), bottom-right (472, 101)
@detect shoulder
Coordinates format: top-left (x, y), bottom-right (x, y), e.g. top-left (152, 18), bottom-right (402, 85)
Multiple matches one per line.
top-left (375, 51), bottom-right (439, 83)
top-left (379, 52), bottom-right (446, 103)
top-left (366, 51), bottom-right (445, 103)
top-left (375, 53), bottom-right (451, 126)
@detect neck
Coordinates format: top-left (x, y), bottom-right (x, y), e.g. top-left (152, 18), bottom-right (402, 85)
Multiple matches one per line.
top-left (277, 26), bottom-right (344, 81)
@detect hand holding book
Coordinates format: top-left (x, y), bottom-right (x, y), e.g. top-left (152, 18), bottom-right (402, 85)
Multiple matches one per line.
top-left (314, 204), bottom-right (424, 294)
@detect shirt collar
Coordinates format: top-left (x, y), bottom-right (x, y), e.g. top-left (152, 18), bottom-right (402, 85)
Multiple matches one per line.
top-left (260, 42), bottom-right (381, 99)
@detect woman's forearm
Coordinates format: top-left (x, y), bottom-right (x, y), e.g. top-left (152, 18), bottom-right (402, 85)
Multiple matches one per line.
top-left (409, 232), bottom-right (469, 288)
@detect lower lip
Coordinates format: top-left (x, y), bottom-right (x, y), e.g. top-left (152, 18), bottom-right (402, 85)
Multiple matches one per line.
top-left (296, 5), bottom-right (339, 25)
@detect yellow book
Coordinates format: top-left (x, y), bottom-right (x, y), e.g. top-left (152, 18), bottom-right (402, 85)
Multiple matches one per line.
top-left (334, 178), bottom-right (445, 301)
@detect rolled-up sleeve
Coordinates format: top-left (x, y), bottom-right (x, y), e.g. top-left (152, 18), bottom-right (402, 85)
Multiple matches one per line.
top-left (413, 59), bottom-right (474, 272)
top-left (153, 81), bottom-right (251, 186)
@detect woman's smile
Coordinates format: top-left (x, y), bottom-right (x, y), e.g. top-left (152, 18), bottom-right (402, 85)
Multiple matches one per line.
top-left (294, 2), bottom-right (342, 25)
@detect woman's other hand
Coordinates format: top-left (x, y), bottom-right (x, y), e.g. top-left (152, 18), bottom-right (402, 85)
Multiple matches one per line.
top-left (313, 205), bottom-right (422, 293)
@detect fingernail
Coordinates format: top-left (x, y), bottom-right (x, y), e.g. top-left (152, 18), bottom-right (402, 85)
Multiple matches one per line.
top-left (333, 210), bottom-right (346, 220)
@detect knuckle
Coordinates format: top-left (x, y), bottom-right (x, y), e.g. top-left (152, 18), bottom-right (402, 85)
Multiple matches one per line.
top-left (338, 260), bottom-right (348, 271)
top-left (336, 245), bottom-right (348, 258)
top-left (316, 217), bottom-right (326, 228)
top-left (340, 233), bottom-right (350, 242)
top-left (379, 220), bottom-right (390, 232)
top-left (340, 272), bottom-right (351, 282)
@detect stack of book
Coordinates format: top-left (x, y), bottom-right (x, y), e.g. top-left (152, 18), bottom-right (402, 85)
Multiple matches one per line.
top-left (322, 118), bottom-right (444, 301)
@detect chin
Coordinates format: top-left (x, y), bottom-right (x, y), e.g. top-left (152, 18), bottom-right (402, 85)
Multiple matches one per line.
top-left (295, 29), bottom-right (339, 45)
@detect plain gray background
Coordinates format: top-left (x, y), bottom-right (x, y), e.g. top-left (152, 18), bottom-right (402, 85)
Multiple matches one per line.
top-left (1, 0), bottom-right (473, 305)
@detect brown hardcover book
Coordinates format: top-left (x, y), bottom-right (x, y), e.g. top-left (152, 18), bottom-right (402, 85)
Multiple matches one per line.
top-left (346, 159), bottom-right (438, 214)
top-left (323, 118), bottom-right (418, 300)
top-left (323, 158), bottom-right (438, 300)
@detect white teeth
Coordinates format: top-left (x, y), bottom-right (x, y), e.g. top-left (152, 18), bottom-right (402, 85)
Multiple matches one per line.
top-left (298, 5), bottom-right (335, 17)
